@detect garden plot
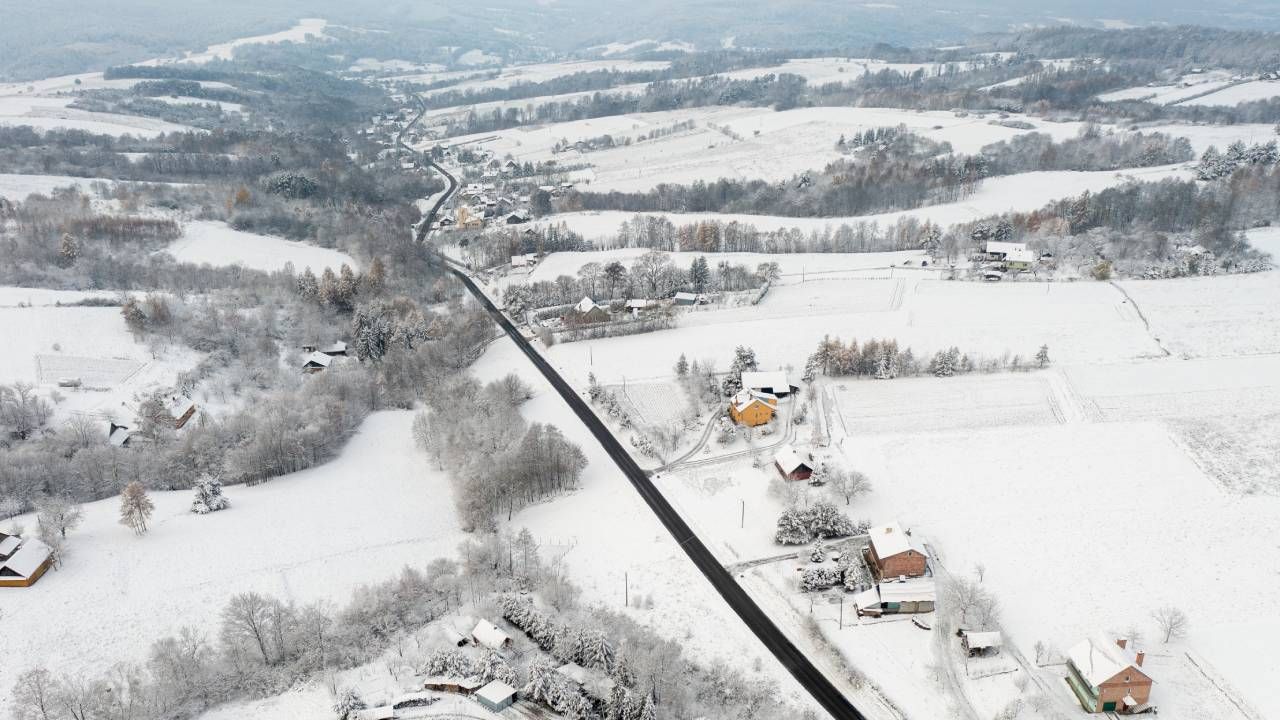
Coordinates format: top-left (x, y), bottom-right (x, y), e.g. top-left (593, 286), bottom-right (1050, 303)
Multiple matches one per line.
top-left (0, 411), bottom-right (464, 711)
top-left (1178, 79), bottom-right (1280, 107)
top-left (607, 379), bottom-right (691, 427)
top-left (162, 220), bottom-right (357, 273)
top-left (1118, 271), bottom-right (1280, 358)
top-left (0, 305), bottom-right (142, 385)
top-left (833, 373), bottom-right (1061, 435)
top-left (847, 421), bottom-right (1280, 719)
top-left (538, 163), bottom-right (1192, 240)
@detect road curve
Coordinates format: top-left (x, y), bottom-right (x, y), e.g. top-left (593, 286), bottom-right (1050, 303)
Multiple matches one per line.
top-left (398, 93), bottom-right (866, 720)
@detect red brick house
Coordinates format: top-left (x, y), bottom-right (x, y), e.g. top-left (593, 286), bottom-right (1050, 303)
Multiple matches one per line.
top-left (867, 521), bottom-right (928, 579)
top-left (1066, 635), bottom-right (1154, 714)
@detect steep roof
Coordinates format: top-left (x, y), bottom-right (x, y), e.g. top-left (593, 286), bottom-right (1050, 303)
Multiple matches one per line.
top-left (1069, 634), bottom-right (1149, 688)
top-left (167, 396), bottom-right (195, 419)
top-left (869, 521), bottom-right (928, 560)
top-left (741, 370), bottom-right (791, 394)
top-left (574, 296), bottom-right (602, 314)
top-left (774, 445), bottom-right (810, 474)
top-left (303, 351), bottom-right (332, 368)
top-left (471, 619), bottom-right (511, 650)
top-left (732, 390), bottom-right (773, 414)
top-left (964, 631), bottom-right (1003, 649)
top-left (108, 426), bottom-right (131, 447)
top-left (0, 534), bottom-right (20, 557)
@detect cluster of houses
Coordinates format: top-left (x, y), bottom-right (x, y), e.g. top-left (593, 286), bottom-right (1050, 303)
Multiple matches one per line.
top-left (0, 531), bottom-right (53, 588)
top-left (450, 171), bottom-right (533, 230)
top-left (301, 341), bottom-right (350, 374)
top-left (544, 291), bottom-right (709, 329)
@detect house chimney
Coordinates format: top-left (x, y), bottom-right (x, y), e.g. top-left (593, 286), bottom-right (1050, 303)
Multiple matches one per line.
top-left (1116, 638), bottom-right (1128, 650)
top-left (1135, 651), bottom-right (1145, 667)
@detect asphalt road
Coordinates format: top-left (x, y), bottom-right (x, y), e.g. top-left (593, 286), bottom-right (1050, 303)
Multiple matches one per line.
top-left (398, 98), bottom-right (867, 720)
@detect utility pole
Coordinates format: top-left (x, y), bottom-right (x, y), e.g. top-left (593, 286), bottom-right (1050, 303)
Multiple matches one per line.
top-left (740, 499), bottom-right (745, 529)
top-left (839, 595), bottom-right (844, 629)
top-left (624, 571), bottom-right (629, 607)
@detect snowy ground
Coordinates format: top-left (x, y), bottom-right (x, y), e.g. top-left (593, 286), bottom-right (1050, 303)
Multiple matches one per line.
top-left (1118, 269), bottom-right (1280, 358)
top-left (0, 411), bottom-right (463, 714)
top-left (434, 105), bottom-right (1094, 193)
top-left (1134, 122), bottom-right (1280, 154)
top-left (535, 164), bottom-right (1192, 240)
top-left (164, 18), bottom-right (331, 65)
top-left (421, 59), bottom-right (670, 96)
top-left (161, 220), bottom-right (358, 273)
top-left (714, 57), bottom-right (1010, 86)
top-left (0, 94), bottom-right (194, 137)
top-left (1177, 79), bottom-right (1280, 107)
top-left (518, 249), bottom-right (928, 285)
top-left (1097, 70), bottom-right (1237, 105)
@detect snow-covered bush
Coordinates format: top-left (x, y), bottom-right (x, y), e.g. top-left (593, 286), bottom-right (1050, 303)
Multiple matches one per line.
top-left (800, 566), bottom-right (842, 592)
top-left (190, 476), bottom-right (230, 514)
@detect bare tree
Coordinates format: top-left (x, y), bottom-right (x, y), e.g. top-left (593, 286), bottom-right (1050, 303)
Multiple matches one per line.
top-left (1152, 605), bottom-right (1188, 643)
top-left (221, 592), bottom-right (275, 665)
top-left (12, 667), bottom-right (56, 720)
top-left (36, 495), bottom-right (83, 539)
top-left (973, 562), bottom-right (986, 583)
top-left (828, 469), bottom-right (872, 506)
top-left (119, 481), bottom-right (154, 535)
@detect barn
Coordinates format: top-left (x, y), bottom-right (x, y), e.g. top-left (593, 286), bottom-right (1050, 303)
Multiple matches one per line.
top-left (0, 534), bottom-right (53, 588)
top-left (302, 351), bottom-right (332, 374)
top-left (866, 521), bottom-right (929, 579)
top-left (740, 370), bottom-right (798, 397)
top-left (774, 445), bottom-right (813, 481)
top-left (167, 396), bottom-right (197, 429)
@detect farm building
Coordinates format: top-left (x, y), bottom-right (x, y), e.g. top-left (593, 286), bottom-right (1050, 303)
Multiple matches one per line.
top-left (852, 577), bottom-right (936, 616)
top-left (1066, 635), bottom-right (1154, 714)
top-left (471, 619), bottom-right (513, 651)
top-left (741, 370), bottom-right (798, 397)
top-left (566, 297), bottom-right (609, 325)
top-left (167, 396), bottom-right (196, 429)
top-left (673, 291), bottom-right (708, 306)
top-left (866, 521), bottom-right (929, 579)
top-left (423, 675), bottom-right (483, 695)
top-left (961, 630), bottom-right (1003, 657)
top-left (302, 351), bottom-right (332, 373)
top-left (475, 680), bottom-right (517, 712)
top-left (108, 422), bottom-right (131, 448)
top-left (625, 298), bottom-right (653, 317)
top-left (774, 445), bottom-right (813, 481)
top-left (982, 241), bottom-right (1037, 271)
top-left (729, 390), bottom-right (777, 427)
top-left (443, 627), bottom-right (469, 647)
top-left (0, 533), bottom-right (53, 588)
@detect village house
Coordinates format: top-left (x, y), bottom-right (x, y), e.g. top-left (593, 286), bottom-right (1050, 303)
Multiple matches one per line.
top-left (982, 240), bottom-right (1037, 272)
top-left (471, 619), bottom-right (513, 652)
top-left (961, 630), bottom-right (1004, 657)
top-left (301, 341), bottom-right (348, 357)
top-left (729, 389), bottom-right (777, 427)
top-left (673, 291), bottom-right (709, 306)
top-left (866, 521), bottom-right (929, 579)
top-left (0, 532), bottom-right (53, 588)
top-left (302, 351), bottom-right (332, 374)
top-left (423, 676), bottom-right (483, 695)
top-left (774, 445), bottom-right (814, 481)
top-left (740, 370), bottom-right (798, 398)
top-left (625, 298), bottom-right (652, 317)
top-left (475, 680), bottom-right (517, 713)
top-left (852, 576), bottom-right (936, 616)
top-left (167, 396), bottom-right (196, 429)
top-left (566, 296), bottom-right (609, 325)
top-left (1066, 635), bottom-right (1154, 714)
top-left (108, 422), bottom-right (131, 448)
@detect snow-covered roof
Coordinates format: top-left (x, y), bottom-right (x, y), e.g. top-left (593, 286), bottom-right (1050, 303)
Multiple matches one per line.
top-left (985, 241), bottom-right (1027, 255)
top-left (673, 291), bottom-right (697, 301)
top-left (359, 707), bottom-right (395, 720)
top-left (471, 619), bottom-right (511, 650)
top-left (1006, 249), bottom-right (1037, 263)
top-left (304, 351), bottom-right (332, 368)
top-left (741, 370), bottom-right (791, 394)
top-left (853, 586), bottom-right (881, 610)
top-left (108, 427), bottom-right (131, 447)
top-left (877, 577), bottom-right (936, 604)
top-left (574, 296), bottom-right (603, 314)
top-left (0, 535), bottom-right (20, 557)
top-left (557, 663), bottom-right (617, 698)
top-left (964, 631), bottom-right (1003, 649)
top-left (869, 521), bottom-right (927, 560)
top-left (774, 445), bottom-right (811, 474)
top-left (626, 298), bottom-right (652, 309)
top-left (732, 390), bottom-right (768, 413)
top-left (1068, 634), bottom-right (1147, 688)
top-left (167, 396), bottom-right (195, 419)
top-left (321, 341), bottom-right (347, 354)
top-left (475, 680), bottom-right (516, 704)
top-left (0, 538), bottom-right (50, 579)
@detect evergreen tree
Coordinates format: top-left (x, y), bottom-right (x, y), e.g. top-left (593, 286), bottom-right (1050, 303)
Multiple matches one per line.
top-left (689, 256), bottom-right (710, 292)
top-left (58, 233), bottom-right (79, 267)
top-left (674, 353), bottom-right (689, 377)
top-left (333, 688), bottom-right (366, 720)
top-left (364, 257), bottom-right (386, 294)
top-left (1035, 344), bottom-right (1051, 368)
top-left (191, 476), bottom-right (231, 514)
top-left (296, 267), bottom-right (319, 300)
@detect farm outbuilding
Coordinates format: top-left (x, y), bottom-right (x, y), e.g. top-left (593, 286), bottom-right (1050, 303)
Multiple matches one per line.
top-left (167, 396), bottom-right (196, 429)
top-left (566, 297), bottom-right (609, 325)
top-left (774, 445), bottom-right (813, 481)
top-left (0, 534), bottom-right (53, 588)
top-left (423, 675), bottom-right (482, 695)
top-left (741, 370), bottom-right (798, 397)
top-left (853, 578), bottom-right (936, 616)
top-left (475, 680), bottom-right (517, 712)
top-left (867, 521), bottom-right (929, 579)
top-left (961, 630), bottom-right (1003, 657)
top-left (1066, 635), bottom-right (1154, 714)
top-left (302, 351), bottom-right (332, 373)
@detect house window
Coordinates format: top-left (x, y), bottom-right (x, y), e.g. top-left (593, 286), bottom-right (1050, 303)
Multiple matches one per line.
top-left (1124, 676), bottom-right (1130, 682)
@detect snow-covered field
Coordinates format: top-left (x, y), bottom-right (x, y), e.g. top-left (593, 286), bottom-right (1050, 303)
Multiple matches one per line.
top-left (536, 163), bottom-right (1191, 240)
top-left (167, 18), bottom-right (330, 65)
top-left (0, 94), bottom-right (194, 137)
top-left (438, 105), bottom-right (1093, 193)
top-left (1177, 79), bottom-right (1280, 107)
top-left (422, 59), bottom-right (670, 96)
top-left (1097, 70), bottom-right (1236, 105)
top-left (715, 57), bottom-right (1006, 86)
top-left (1119, 269), bottom-right (1280, 358)
top-left (520, 249), bottom-right (927, 285)
top-left (0, 411), bottom-right (462, 713)
top-left (0, 305), bottom-right (142, 386)
top-left (1136, 122), bottom-right (1280, 154)
top-left (162, 220), bottom-right (357, 273)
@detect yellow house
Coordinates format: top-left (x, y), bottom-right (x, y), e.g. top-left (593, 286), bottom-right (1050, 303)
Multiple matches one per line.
top-left (729, 390), bottom-right (778, 427)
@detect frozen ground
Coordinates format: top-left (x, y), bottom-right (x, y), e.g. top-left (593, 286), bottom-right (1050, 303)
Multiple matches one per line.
top-left (438, 105), bottom-right (1094, 193)
top-left (0, 411), bottom-right (462, 715)
top-left (536, 164), bottom-right (1192, 240)
top-left (168, 18), bottom-right (331, 65)
top-left (1178, 79), bottom-right (1280, 107)
top-left (1118, 269), bottom-right (1280, 358)
top-left (421, 59), bottom-right (670, 96)
top-left (1135, 122), bottom-right (1280, 154)
top-left (0, 94), bottom-right (194, 137)
top-left (1097, 70), bottom-right (1236, 105)
top-left (162, 220), bottom-right (358, 273)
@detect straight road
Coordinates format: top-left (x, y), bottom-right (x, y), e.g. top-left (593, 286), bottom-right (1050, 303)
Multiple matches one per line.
top-left (398, 95), bottom-right (868, 720)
